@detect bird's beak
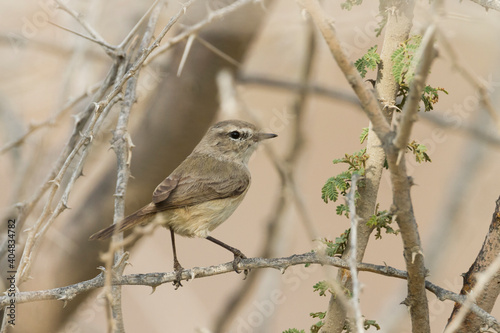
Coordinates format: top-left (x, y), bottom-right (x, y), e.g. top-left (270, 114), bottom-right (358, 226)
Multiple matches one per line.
top-left (255, 132), bottom-right (278, 142)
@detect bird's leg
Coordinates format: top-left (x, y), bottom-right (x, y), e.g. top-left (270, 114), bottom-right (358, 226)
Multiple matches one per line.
top-left (170, 228), bottom-right (184, 289)
top-left (206, 236), bottom-right (249, 278)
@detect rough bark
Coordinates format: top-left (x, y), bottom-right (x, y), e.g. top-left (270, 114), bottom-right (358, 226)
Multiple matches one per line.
top-left (448, 197), bottom-right (500, 332)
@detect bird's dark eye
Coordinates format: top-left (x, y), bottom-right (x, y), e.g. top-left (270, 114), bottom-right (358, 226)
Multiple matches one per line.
top-left (229, 131), bottom-right (241, 140)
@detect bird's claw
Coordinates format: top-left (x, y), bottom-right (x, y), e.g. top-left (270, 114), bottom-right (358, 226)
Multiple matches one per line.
top-left (173, 261), bottom-right (184, 290)
top-left (232, 252), bottom-right (250, 279)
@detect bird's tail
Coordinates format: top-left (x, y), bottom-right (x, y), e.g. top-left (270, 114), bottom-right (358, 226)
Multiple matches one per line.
top-left (89, 208), bottom-right (153, 240)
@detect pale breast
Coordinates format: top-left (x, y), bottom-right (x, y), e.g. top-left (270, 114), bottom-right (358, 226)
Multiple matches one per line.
top-left (153, 193), bottom-right (246, 238)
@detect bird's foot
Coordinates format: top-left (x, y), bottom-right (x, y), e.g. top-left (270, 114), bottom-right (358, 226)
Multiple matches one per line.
top-left (173, 260), bottom-right (184, 290)
top-left (232, 251), bottom-right (250, 279)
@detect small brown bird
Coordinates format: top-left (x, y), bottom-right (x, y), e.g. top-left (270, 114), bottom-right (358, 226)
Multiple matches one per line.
top-left (90, 119), bottom-right (277, 287)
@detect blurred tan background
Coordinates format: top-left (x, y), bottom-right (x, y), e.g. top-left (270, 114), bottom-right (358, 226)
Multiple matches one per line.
top-left (1, 0), bottom-right (500, 332)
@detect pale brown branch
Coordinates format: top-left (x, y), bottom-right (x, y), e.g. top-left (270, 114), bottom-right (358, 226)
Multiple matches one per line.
top-left (54, 0), bottom-right (116, 54)
top-left (382, 23), bottom-right (438, 333)
top-left (195, 35), bottom-right (241, 67)
top-left (1, 252), bottom-right (498, 330)
top-left (98, 2), bottom-right (163, 331)
top-left (144, 0), bottom-right (259, 66)
top-left (48, 21), bottom-right (115, 52)
top-left (0, 82), bottom-right (101, 155)
top-left (297, 0), bottom-right (391, 143)
top-left (304, 0), bottom-right (417, 331)
top-left (346, 174), bottom-right (363, 333)
top-left (116, 0), bottom-right (161, 51)
top-left (393, 25), bottom-right (437, 150)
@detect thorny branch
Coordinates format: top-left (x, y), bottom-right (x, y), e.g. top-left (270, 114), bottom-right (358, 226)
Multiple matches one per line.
top-left (346, 174), bottom-right (363, 333)
top-left (99, 2), bottom-right (163, 332)
top-left (296, 0), bottom-right (391, 143)
top-left (1, 0), bottom-right (274, 330)
top-left (0, 82), bottom-right (101, 155)
top-left (299, 1), bottom-right (437, 332)
top-left (384, 24), bottom-right (437, 333)
top-left (0, 252), bottom-right (498, 331)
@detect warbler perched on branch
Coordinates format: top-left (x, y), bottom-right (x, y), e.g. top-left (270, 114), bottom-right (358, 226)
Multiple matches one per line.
top-left (90, 119), bottom-right (277, 288)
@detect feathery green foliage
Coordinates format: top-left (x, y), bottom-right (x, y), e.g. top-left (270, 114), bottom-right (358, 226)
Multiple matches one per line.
top-left (310, 312), bottom-right (326, 333)
top-left (359, 127), bottom-right (369, 144)
top-left (321, 148), bottom-right (367, 205)
top-left (313, 281), bottom-right (331, 297)
top-left (366, 205), bottom-right (399, 239)
top-left (283, 329), bottom-right (305, 333)
top-left (283, 328), bottom-right (306, 333)
top-left (320, 229), bottom-right (350, 257)
top-left (392, 35), bottom-right (448, 112)
top-left (391, 35), bottom-right (422, 84)
top-left (355, 45), bottom-right (381, 78)
top-left (407, 140), bottom-right (432, 163)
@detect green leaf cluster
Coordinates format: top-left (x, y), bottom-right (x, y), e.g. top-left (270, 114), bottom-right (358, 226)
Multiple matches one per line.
top-left (391, 35), bottom-right (422, 85)
top-left (359, 127), bottom-right (369, 144)
top-left (366, 206), bottom-right (399, 239)
top-left (321, 149), bottom-right (367, 204)
top-left (320, 229), bottom-right (350, 257)
top-left (313, 281), bottom-right (331, 297)
top-left (310, 312), bottom-right (326, 333)
top-left (285, 315), bottom-right (380, 333)
top-left (422, 85), bottom-right (448, 111)
top-left (407, 140), bottom-right (431, 163)
top-left (355, 45), bottom-right (381, 78)
top-left (392, 35), bottom-right (448, 112)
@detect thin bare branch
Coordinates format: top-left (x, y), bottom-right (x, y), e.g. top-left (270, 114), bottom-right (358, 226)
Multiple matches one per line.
top-left (0, 95), bottom-right (120, 333)
top-left (1, 252), bottom-right (498, 330)
top-left (144, 0), bottom-right (258, 66)
top-left (54, 0), bottom-right (116, 54)
top-left (116, 0), bottom-right (160, 50)
top-left (0, 82), bottom-right (101, 155)
top-left (195, 35), bottom-right (241, 67)
top-left (48, 21), bottom-right (116, 52)
top-left (297, 0), bottom-right (391, 143)
top-left (177, 33), bottom-right (196, 77)
top-left (346, 174), bottom-right (363, 333)
top-left (100, 2), bottom-right (163, 331)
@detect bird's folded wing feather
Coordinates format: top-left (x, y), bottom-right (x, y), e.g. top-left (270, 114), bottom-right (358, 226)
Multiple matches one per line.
top-left (89, 156), bottom-right (250, 240)
top-left (150, 155), bottom-right (250, 212)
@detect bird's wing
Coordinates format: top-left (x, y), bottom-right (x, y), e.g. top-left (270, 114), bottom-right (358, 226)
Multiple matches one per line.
top-left (89, 156), bottom-right (250, 240)
top-left (152, 176), bottom-right (179, 204)
top-left (151, 155), bottom-right (250, 211)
